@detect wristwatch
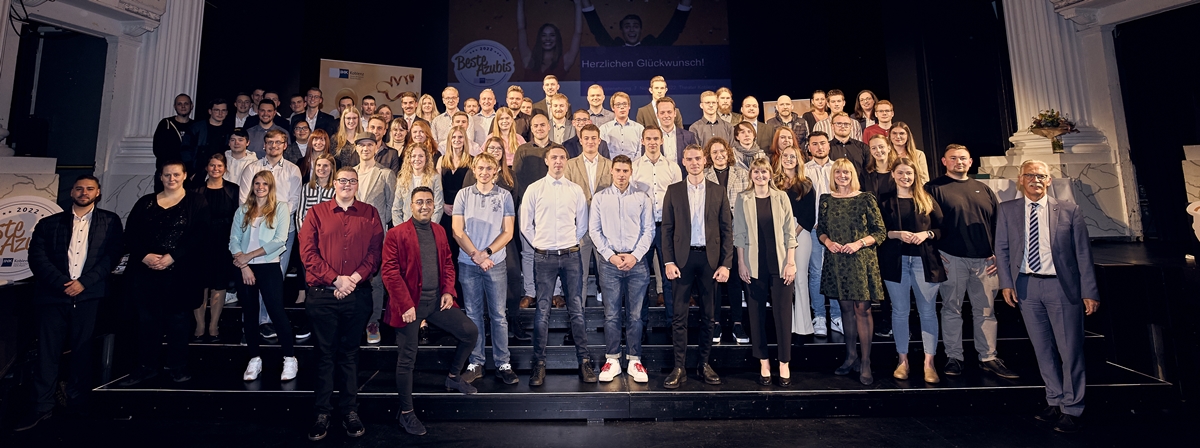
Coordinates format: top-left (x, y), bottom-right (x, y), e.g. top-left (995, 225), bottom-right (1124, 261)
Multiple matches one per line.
top-left (484, 247), bottom-right (493, 255)
top-left (927, 230), bottom-right (934, 239)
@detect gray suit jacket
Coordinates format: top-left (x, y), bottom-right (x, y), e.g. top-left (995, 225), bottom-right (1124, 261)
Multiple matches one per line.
top-left (355, 166), bottom-right (396, 228)
top-left (994, 196), bottom-right (1098, 304)
top-left (564, 154), bottom-right (613, 204)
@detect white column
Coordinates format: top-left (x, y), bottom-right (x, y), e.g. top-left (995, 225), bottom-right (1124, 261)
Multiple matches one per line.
top-left (0, 0), bottom-right (16, 156)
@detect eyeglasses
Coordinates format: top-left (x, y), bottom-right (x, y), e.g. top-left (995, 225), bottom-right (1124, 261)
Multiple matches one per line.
top-left (833, 122), bottom-right (852, 127)
top-left (1022, 174), bottom-right (1050, 181)
top-left (265, 141), bottom-right (286, 146)
top-left (335, 178), bottom-right (359, 185)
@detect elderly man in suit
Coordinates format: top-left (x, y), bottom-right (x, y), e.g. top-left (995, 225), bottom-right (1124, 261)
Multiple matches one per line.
top-left (660, 144), bottom-right (733, 389)
top-left (565, 124), bottom-right (614, 287)
top-left (19, 175), bottom-right (124, 431)
top-left (995, 160), bottom-right (1099, 434)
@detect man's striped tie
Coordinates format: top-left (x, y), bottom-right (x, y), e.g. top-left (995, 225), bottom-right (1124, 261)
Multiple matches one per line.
top-left (1029, 203), bottom-right (1042, 272)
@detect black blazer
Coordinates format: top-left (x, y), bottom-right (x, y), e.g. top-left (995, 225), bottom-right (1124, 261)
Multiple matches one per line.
top-left (563, 136), bottom-right (610, 159)
top-left (661, 180), bottom-right (733, 271)
top-left (28, 208), bottom-right (124, 304)
top-left (290, 110), bottom-right (337, 137)
top-left (877, 192), bottom-right (946, 284)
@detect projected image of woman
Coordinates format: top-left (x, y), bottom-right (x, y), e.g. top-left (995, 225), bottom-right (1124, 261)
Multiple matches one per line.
top-left (517, 0), bottom-right (582, 79)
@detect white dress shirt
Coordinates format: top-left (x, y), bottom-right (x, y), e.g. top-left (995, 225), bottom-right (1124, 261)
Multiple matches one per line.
top-left (686, 179), bottom-right (707, 246)
top-left (239, 157), bottom-right (302, 217)
top-left (631, 153), bottom-right (682, 222)
top-left (1021, 195), bottom-right (1056, 275)
top-left (804, 159), bottom-right (833, 224)
top-left (583, 154), bottom-right (600, 193)
top-left (661, 126), bottom-right (678, 165)
top-left (519, 174), bottom-right (589, 250)
top-left (68, 206), bottom-right (94, 280)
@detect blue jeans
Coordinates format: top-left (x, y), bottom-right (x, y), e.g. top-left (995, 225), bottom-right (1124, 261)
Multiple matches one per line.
top-left (643, 223), bottom-right (674, 326)
top-left (597, 258), bottom-right (649, 359)
top-left (884, 256), bottom-right (941, 355)
top-left (809, 230), bottom-right (841, 321)
top-left (532, 251), bottom-right (589, 362)
top-left (460, 261), bottom-right (510, 367)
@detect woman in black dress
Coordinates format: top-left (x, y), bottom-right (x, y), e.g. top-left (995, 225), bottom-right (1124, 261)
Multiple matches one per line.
top-left (191, 153), bottom-right (240, 342)
top-left (862, 135), bottom-right (896, 199)
top-left (119, 161), bottom-right (208, 386)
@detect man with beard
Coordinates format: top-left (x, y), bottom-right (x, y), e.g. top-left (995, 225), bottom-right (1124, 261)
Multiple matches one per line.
top-left (506, 85), bottom-right (534, 141)
top-left (735, 96), bottom-right (776, 151)
top-left (18, 176), bottom-right (124, 431)
top-left (716, 87), bottom-right (740, 123)
top-left (246, 100), bottom-right (290, 158)
top-left (827, 112), bottom-right (869, 178)
top-left (548, 94), bottom-right (575, 144)
top-left (766, 95), bottom-right (810, 145)
top-left (812, 89), bottom-right (862, 141)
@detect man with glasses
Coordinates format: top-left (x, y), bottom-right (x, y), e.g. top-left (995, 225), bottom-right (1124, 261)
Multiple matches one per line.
top-left (826, 112), bottom-right (869, 178)
top-left (691, 90), bottom-right (733, 148)
top-left (299, 167), bottom-right (385, 441)
top-left (812, 89), bottom-right (862, 140)
top-left (598, 92), bottom-right (645, 161)
top-left (294, 87), bottom-right (337, 137)
top-left (564, 109), bottom-right (611, 158)
top-left (926, 144), bottom-right (1019, 380)
top-left (284, 120), bottom-right (312, 165)
top-left (433, 87), bottom-right (480, 143)
top-left (862, 100), bottom-right (896, 143)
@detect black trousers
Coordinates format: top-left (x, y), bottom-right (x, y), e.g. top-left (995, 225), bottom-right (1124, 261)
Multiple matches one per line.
top-left (133, 269), bottom-right (191, 372)
top-left (504, 234), bottom-right (525, 332)
top-left (394, 298), bottom-right (478, 412)
top-left (671, 254), bottom-right (717, 368)
top-left (746, 275), bottom-right (793, 363)
top-left (33, 300), bottom-right (99, 413)
top-left (237, 263), bottom-right (293, 357)
top-left (716, 255), bottom-right (746, 326)
top-left (305, 285), bottom-right (371, 416)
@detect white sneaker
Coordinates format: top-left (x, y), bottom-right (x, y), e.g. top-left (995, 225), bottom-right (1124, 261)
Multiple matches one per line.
top-left (628, 361), bottom-right (649, 383)
top-left (243, 356), bottom-right (262, 381)
top-left (831, 317), bottom-right (844, 334)
top-left (281, 357), bottom-right (298, 381)
top-left (814, 317), bottom-right (828, 337)
top-left (597, 358), bottom-right (622, 382)
top-left (224, 291), bottom-right (238, 305)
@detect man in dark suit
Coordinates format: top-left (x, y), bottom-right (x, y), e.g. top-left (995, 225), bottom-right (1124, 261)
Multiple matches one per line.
top-left (292, 87), bottom-right (338, 137)
top-left (563, 109), bottom-right (611, 158)
top-left (635, 77), bottom-right (684, 130)
top-left (17, 175), bottom-right (124, 431)
top-left (654, 98), bottom-right (698, 171)
top-left (733, 96), bottom-right (777, 152)
top-left (995, 160), bottom-right (1099, 434)
top-left (660, 145), bottom-right (732, 389)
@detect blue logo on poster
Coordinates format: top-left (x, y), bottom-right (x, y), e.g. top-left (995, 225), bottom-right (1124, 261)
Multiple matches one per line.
top-left (1, 258), bottom-right (12, 267)
top-left (339, 69), bottom-right (350, 78)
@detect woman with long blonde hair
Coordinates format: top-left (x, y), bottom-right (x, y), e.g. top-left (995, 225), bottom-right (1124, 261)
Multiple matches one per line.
top-left (772, 144), bottom-right (816, 337)
top-left (440, 126), bottom-right (474, 218)
top-left (418, 94), bottom-right (438, 123)
top-left (490, 107), bottom-right (525, 167)
top-left (391, 143), bottom-right (444, 225)
top-left (334, 106), bottom-right (362, 167)
top-left (228, 170), bottom-right (296, 382)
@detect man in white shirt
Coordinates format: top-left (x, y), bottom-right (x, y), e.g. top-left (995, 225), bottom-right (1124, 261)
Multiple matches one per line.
top-left (631, 125), bottom-right (681, 315)
top-left (635, 76), bottom-right (683, 129)
top-left (655, 97), bottom-right (697, 169)
top-left (802, 131), bottom-right (839, 336)
top-left (233, 93), bottom-right (254, 128)
top-left (432, 87), bottom-right (469, 143)
top-left (519, 145), bottom-right (596, 385)
top-left (598, 92), bottom-right (645, 161)
top-left (400, 91), bottom-right (420, 127)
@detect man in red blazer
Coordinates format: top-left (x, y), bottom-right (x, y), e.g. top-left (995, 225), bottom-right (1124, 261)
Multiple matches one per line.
top-left (383, 186), bottom-right (479, 436)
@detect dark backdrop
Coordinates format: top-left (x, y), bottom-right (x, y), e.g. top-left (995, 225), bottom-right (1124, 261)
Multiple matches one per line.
top-left (1114, 3), bottom-right (1200, 249)
top-left (195, 0), bottom-right (1016, 174)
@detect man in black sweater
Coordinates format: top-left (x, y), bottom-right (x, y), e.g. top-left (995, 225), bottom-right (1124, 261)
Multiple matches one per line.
top-left (925, 144), bottom-right (1019, 380)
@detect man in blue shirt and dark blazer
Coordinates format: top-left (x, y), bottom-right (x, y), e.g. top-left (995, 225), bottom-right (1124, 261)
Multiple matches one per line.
top-left (995, 160), bottom-right (1099, 434)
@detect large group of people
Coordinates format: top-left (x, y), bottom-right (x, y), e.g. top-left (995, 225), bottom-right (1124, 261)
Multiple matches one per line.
top-left (17, 74), bottom-right (1099, 437)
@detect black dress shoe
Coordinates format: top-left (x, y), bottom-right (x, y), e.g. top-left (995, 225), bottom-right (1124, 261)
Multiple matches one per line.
top-left (13, 410), bottom-right (52, 432)
top-left (579, 358), bottom-right (598, 383)
top-left (398, 411), bottom-right (427, 436)
top-left (1036, 405), bottom-right (1063, 422)
top-left (757, 374), bottom-right (772, 386)
top-left (944, 358), bottom-right (964, 376)
top-left (980, 358), bottom-right (1020, 379)
top-left (511, 324), bottom-right (532, 342)
top-left (1053, 413), bottom-right (1083, 433)
top-left (117, 368), bottom-right (158, 387)
top-left (663, 367), bottom-right (686, 389)
top-left (777, 376), bottom-right (792, 387)
top-left (700, 363), bottom-right (722, 385)
top-left (834, 359), bottom-right (860, 376)
top-left (529, 360), bottom-right (546, 386)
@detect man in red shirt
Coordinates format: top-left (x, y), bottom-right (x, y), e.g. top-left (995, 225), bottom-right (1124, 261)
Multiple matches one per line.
top-left (299, 166), bottom-right (384, 441)
top-left (383, 186), bottom-right (479, 436)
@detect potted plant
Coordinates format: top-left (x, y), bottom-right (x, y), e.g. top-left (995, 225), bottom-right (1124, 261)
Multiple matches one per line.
top-left (1029, 109), bottom-right (1079, 154)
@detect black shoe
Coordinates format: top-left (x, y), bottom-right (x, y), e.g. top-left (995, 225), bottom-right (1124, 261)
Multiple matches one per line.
top-left (259, 323), bottom-right (277, 339)
top-left (398, 411), bottom-right (426, 436)
top-left (777, 376), bottom-right (792, 387)
top-left (944, 358), bottom-right (964, 376)
top-left (117, 368), bottom-right (158, 387)
top-left (1036, 405), bottom-right (1064, 422)
top-left (874, 327), bottom-right (893, 338)
top-left (732, 323), bottom-right (750, 344)
top-left (460, 364), bottom-right (483, 383)
top-left (757, 374), bottom-right (772, 386)
top-left (563, 332), bottom-right (575, 346)
top-left (170, 368), bottom-right (192, 383)
top-left (1053, 413), bottom-right (1083, 433)
top-left (642, 328), bottom-right (650, 345)
top-left (700, 363), bottom-right (722, 385)
top-left (418, 325), bottom-right (430, 344)
top-left (529, 361), bottom-right (546, 386)
top-left (13, 410), bottom-right (52, 432)
top-left (308, 413), bottom-right (330, 441)
top-left (712, 323), bottom-right (722, 344)
top-left (496, 366), bottom-right (519, 385)
top-left (980, 358), bottom-right (1020, 379)
top-left (511, 324), bottom-right (532, 342)
top-left (579, 358), bottom-right (598, 383)
top-left (343, 411), bottom-right (365, 437)
top-left (445, 375), bottom-right (478, 394)
top-left (663, 367), bottom-right (686, 389)
top-left (834, 359), bottom-right (861, 376)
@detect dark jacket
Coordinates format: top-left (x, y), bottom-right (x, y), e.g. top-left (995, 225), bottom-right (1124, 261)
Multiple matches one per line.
top-left (661, 180), bottom-right (733, 271)
top-left (877, 192), bottom-right (947, 283)
top-left (28, 208), bottom-right (124, 304)
top-left (563, 136), bottom-right (610, 159)
top-left (290, 110), bottom-right (338, 138)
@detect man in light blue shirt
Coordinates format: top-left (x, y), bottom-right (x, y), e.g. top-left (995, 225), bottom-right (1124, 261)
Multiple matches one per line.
top-left (598, 92), bottom-right (645, 161)
top-left (589, 154), bottom-right (654, 383)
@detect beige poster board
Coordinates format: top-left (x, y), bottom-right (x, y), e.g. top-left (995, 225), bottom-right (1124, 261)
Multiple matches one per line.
top-left (319, 59), bottom-right (423, 110)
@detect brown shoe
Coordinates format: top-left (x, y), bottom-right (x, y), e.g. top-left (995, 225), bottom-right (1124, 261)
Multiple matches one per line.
top-left (924, 365), bottom-right (940, 384)
top-left (689, 296), bottom-right (697, 307)
top-left (656, 294), bottom-right (665, 307)
top-left (520, 296), bottom-right (534, 308)
top-left (893, 363), bottom-right (909, 380)
top-left (552, 295), bottom-right (566, 308)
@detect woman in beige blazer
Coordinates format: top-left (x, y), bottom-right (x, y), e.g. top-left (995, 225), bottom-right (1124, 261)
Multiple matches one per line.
top-left (733, 157), bottom-right (798, 387)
